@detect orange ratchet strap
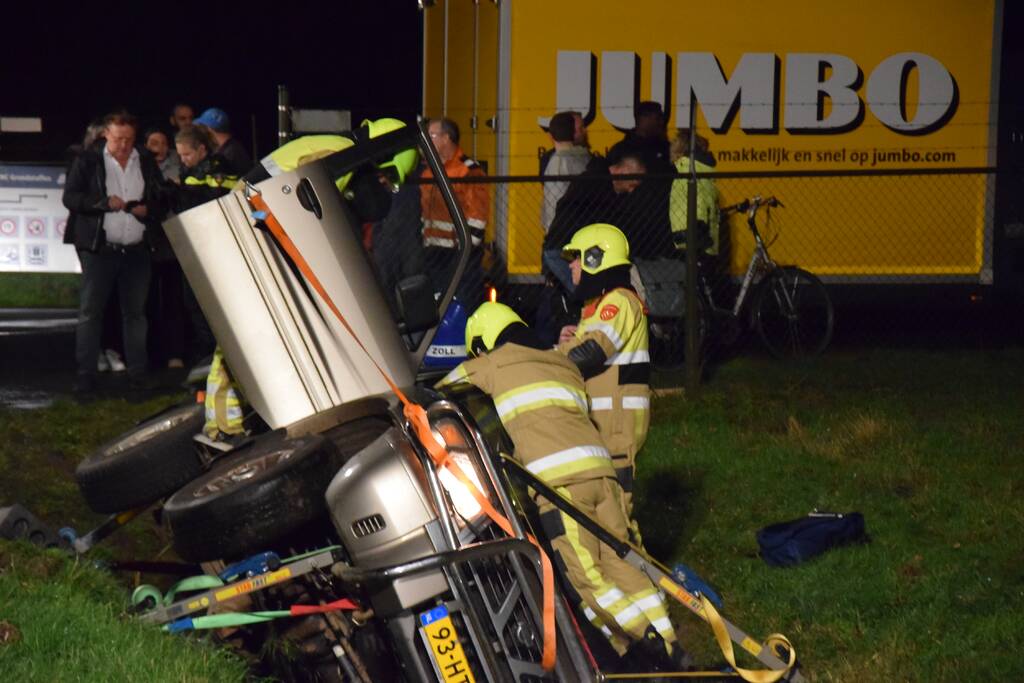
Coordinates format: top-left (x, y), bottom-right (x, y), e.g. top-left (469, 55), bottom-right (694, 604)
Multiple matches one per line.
top-left (248, 191), bottom-right (558, 671)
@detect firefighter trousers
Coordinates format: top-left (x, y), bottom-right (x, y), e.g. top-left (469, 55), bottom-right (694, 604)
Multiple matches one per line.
top-left (588, 388), bottom-right (649, 546)
top-left (539, 477), bottom-right (675, 656)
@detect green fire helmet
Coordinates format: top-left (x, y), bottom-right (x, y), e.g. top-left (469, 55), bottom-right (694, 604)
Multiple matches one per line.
top-left (562, 223), bottom-right (631, 275)
top-left (361, 117), bottom-right (419, 186)
top-left (464, 302), bottom-right (525, 357)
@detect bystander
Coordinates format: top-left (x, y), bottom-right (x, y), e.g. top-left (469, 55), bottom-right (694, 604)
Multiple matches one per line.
top-left (62, 111), bottom-right (165, 393)
top-left (192, 108), bottom-right (253, 177)
top-left (420, 118), bottom-right (490, 308)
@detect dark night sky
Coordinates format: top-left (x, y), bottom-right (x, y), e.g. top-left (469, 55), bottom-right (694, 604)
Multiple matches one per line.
top-left (0, 1), bottom-right (423, 162)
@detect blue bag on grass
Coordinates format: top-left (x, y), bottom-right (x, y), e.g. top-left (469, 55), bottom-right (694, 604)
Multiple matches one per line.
top-left (756, 511), bottom-right (867, 567)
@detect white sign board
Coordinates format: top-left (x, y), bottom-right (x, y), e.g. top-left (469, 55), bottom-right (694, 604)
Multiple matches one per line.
top-left (0, 164), bottom-right (80, 273)
top-left (291, 109), bottom-right (351, 133)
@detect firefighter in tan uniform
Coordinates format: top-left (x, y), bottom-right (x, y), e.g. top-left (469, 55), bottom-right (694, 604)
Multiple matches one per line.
top-left (557, 224), bottom-right (650, 543)
top-left (436, 302), bottom-right (685, 670)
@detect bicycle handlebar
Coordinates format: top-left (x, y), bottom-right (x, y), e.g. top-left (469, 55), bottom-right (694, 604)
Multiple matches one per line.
top-left (722, 195), bottom-right (784, 217)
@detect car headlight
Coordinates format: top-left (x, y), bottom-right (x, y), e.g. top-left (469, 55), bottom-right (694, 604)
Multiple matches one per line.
top-left (431, 419), bottom-right (487, 523)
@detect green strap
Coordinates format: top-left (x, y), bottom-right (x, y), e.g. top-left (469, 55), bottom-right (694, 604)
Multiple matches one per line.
top-left (163, 575), bottom-right (224, 605)
top-left (164, 610), bottom-right (291, 632)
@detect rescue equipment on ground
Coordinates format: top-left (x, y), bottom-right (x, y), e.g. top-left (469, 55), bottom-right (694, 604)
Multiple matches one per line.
top-left (757, 511), bottom-right (868, 567)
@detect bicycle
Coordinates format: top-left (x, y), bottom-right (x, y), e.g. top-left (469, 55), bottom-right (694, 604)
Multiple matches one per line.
top-left (648, 195), bottom-right (834, 367)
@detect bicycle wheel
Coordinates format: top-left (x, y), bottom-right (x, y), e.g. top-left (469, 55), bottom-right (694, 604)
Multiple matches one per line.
top-left (754, 267), bottom-right (833, 359)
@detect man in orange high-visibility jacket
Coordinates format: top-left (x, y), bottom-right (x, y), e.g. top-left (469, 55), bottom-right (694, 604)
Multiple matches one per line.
top-left (437, 302), bottom-right (687, 672)
top-left (420, 117), bottom-right (490, 309)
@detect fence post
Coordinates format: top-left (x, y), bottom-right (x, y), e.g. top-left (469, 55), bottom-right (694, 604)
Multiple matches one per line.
top-left (277, 84), bottom-right (291, 148)
top-left (684, 90), bottom-right (700, 394)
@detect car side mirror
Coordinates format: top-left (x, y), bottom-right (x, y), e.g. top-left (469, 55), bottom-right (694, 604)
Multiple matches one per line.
top-left (395, 275), bottom-right (440, 334)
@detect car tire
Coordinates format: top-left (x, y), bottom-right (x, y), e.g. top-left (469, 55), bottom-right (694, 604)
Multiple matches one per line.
top-left (163, 431), bottom-right (339, 563)
top-left (75, 402), bottom-right (206, 514)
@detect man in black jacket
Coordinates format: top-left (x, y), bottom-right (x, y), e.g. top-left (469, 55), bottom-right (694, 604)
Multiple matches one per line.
top-left (63, 110), bottom-right (165, 393)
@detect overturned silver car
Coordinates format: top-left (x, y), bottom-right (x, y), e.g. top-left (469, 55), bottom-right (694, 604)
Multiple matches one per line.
top-left (74, 124), bottom-right (802, 683)
top-left (126, 124), bottom-right (594, 681)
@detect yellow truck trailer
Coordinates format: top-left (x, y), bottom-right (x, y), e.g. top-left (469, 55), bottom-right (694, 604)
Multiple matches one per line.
top-left (422, 0), bottom-right (1019, 289)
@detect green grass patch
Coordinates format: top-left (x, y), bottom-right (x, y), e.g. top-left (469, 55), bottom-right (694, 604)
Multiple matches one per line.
top-left (0, 392), bottom-right (191, 564)
top-left (635, 348), bottom-right (1024, 682)
top-left (0, 272), bottom-right (79, 308)
top-left (0, 539), bottom-right (248, 681)
top-left (2, 350), bottom-right (1023, 681)
top-left (0, 392), bottom-right (253, 680)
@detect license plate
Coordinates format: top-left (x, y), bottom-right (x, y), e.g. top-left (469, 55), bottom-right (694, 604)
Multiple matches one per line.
top-left (419, 605), bottom-right (476, 683)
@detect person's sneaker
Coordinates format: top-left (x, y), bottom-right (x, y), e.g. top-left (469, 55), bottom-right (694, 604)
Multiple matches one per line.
top-left (97, 353), bottom-right (110, 372)
top-left (167, 357), bottom-right (185, 369)
top-left (105, 349), bottom-right (127, 372)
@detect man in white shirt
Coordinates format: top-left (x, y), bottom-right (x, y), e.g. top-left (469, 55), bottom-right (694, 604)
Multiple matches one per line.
top-left (541, 111), bottom-right (592, 292)
top-left (63, 111), bottom-right (165, 393)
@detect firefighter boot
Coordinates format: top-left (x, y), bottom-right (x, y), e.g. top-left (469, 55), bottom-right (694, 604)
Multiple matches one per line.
top-left (620, 626), bottom-right (693, 674)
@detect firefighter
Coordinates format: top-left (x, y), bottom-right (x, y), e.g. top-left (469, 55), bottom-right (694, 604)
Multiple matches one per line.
top-left (557, 224), bottom-right (650, 544)
top-left (436, 302), bottom-right (685, 670)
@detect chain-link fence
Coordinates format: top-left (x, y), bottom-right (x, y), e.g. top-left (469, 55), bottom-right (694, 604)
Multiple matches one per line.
top-left (375, 164), bottom-right (1023, 382)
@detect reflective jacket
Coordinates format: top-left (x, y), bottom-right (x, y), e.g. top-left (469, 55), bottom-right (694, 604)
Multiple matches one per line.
top-left (420, 146), bottom-right (490, 249)
top-left (175, 154), bottom-right (238, 214)
top-left (204, 347), bottom-right (245, 438)
top-left (558, 288), bottom-right (651, 458)
top-left (436, 343), bottom-right (615, 488)
top-left (670, 152), bottom-right (720, 254)
top-left (260, 135), bottom-right (354, 191)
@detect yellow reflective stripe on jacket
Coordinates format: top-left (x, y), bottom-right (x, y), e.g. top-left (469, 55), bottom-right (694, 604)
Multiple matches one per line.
top-left (584, 322), bottom-right (625, 352)
top-left (526, 445), bottom-right (611, 479)
top-left (590, 395), bottom-right (649, 411)
top-left (437, 363), bottom-right (469, 387)
top-left (184, 175), bottom-right (237, 189)
top-left (607, 350), bottom-right (650, 365)
top-left (494, 381), bottom-right (588, 421)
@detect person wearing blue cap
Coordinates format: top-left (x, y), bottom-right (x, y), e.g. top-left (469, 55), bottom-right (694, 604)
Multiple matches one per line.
top-left (193, 107), bottom-right (252, 176)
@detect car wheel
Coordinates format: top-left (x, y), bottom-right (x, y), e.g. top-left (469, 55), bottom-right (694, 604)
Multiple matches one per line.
top-left (163, 431), bottom-right (339, 563)
top-left (75, 402), bottom-right (205, 514)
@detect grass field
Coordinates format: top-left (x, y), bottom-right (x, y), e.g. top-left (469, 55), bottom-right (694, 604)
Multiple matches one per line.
top-left (636, 348), bottom-right (1024, 682)
top-left (0, 348), bottom-right (1022, 681)
top-left (0, 539), bottom-right (249, 681)
top-left (0, 272), bottom-right (79, 308)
